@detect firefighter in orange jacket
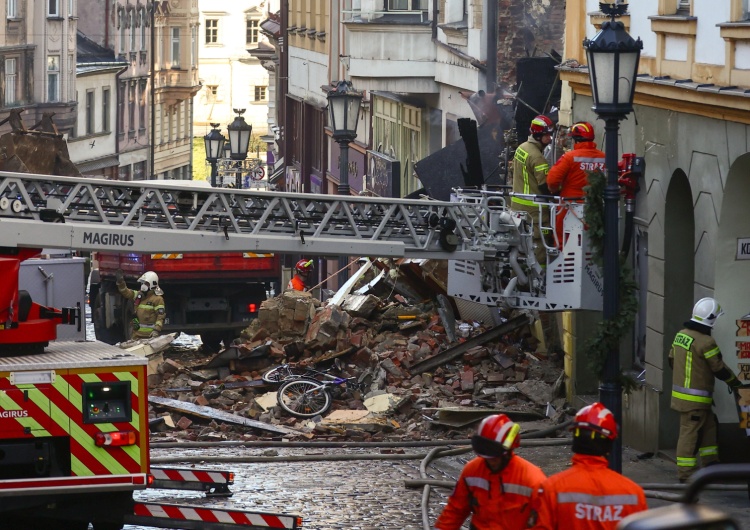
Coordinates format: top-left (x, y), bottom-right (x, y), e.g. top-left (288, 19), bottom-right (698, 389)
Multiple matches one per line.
top-left (545, 122), bottom-right (605, 249)
top-left (528, 402), bottom-right (647, 530)
top-left (435, 414), bottom-right (546, 530)
top-left (287, 259), bottom-right (314, 291)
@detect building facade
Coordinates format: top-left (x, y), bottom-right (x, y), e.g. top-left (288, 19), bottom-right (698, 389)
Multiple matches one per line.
top-left (69, 32), bottom-right (127, 178)
top-left (152, 0), bottom-right (200, 180)
top-left (194, 0), bottom-right (271, 144)
top-left (561, 0), bottom-right (750, 457)
top-left (0, 0), bottom-right (78, 135)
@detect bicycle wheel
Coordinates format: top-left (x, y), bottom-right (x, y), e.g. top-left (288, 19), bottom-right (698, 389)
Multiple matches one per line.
top-left (261, 365), bottom-right (292, 384)
top-left (277, 380), bottom-right (331, 418)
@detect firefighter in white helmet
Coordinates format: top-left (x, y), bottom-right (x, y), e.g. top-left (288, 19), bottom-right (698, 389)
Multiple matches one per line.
top-left (669, 297), bottom-right (742, 482)
top-left (116, 269), bottom-right (166, 341)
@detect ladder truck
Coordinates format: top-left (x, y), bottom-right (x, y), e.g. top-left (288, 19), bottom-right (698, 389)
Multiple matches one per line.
top-left (0, 168), bottom-right (627, 529)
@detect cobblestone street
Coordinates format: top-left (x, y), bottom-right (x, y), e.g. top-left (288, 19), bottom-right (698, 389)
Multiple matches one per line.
top-left (128, 447), bottom-right (463, 530)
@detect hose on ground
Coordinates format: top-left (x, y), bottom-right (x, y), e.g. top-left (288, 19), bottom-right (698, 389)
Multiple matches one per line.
top-left (420, 446), bottom-right (467, 530)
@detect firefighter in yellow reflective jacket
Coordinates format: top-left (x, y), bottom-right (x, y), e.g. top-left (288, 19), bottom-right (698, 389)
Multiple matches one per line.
top-left (511, 115), bottom-right (554, 266)
top-left (116, 269), bottom-right (166, 341)
top-left (669, 297), bottom-right (742, 482)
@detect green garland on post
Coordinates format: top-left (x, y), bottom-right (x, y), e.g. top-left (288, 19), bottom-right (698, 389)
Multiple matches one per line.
top-left (582, 170), bottom-right (639, 392)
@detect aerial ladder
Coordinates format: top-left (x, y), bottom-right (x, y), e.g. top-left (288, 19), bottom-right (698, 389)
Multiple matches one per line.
top-left (0, 171), bottom-right (605, 313)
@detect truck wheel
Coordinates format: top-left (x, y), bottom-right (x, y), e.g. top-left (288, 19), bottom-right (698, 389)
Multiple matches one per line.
top-left (200, 332), bottom-right (223, 354)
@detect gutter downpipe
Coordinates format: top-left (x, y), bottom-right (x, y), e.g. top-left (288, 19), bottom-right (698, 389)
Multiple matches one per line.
top-left (431, 0), bottom-right (485, 72)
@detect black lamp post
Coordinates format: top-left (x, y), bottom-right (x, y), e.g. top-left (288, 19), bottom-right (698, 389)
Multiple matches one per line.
top-left (583, 3), bottom-right (642, 473)
top-left (327, 80), bottom-right (362, 196)
top-left (327, 80), bottom-right (363, 286)
top-left (204, 123), bottom-right (226, 187)
top-left (226, 109), bottom-right (253, 188)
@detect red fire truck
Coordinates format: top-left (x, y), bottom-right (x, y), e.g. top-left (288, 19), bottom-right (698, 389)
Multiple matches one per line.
top-left (88, 178), bottom-right (281, 352)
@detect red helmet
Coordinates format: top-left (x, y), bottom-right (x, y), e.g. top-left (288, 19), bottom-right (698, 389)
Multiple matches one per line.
top-left (529, 115), bottom-right (554, 136)
top-left (471, 414), bottom-right (520, 458)
top-left (295, 259), bottom-right (314, 274)
top-left (573, 402), bottom-right (617, 440)
top-left (568, 121), bottom-right (595, 142)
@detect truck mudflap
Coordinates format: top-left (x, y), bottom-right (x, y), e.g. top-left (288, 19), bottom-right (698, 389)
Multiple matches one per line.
top-left (126, 502), bottom-right (303, 530)
top-left (150, 466), bottom-right (234, 496)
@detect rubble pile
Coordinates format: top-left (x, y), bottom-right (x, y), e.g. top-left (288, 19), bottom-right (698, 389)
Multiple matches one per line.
top-left (148, 260), bottom-right (567, 442)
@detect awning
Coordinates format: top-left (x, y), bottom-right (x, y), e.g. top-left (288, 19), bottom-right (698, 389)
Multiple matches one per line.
top-left (268, 157), bottom-right (285, 184)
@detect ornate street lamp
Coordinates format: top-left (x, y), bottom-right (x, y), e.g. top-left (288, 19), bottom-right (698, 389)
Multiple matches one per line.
top-left (327, 80), bottom-right (363, 196)
top-left (203, 123), bottom-right (226, 188)
top-left (583, 2), bottom-right (642, 473)
top-left (226, 108), bottom-right (253, 161)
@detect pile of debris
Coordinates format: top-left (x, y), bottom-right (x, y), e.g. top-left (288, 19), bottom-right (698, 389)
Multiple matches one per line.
top-left (147, 259), bottom-right (567, 442)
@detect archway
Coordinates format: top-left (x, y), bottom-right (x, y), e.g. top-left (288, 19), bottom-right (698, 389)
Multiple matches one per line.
top-left (714, 152), bottom-right (750, 458)
top-left (661, 169), bottom-right (694, 449)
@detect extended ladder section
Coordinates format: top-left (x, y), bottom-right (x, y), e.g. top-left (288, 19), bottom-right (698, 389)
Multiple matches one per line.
top-left (0, 172), bottom-right (603, 311)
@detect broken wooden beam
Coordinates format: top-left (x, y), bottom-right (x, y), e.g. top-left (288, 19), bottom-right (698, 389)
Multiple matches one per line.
top-left (409, 314), bottom-right (529, 374)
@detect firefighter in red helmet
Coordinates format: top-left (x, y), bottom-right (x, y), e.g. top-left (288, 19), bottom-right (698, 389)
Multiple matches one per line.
top-left (435, 414), bottom-right (546, 530)
top-left (546, 121), bottom-right (605, 250)
top-left (511, 115), bottom-right (555, 266)
top-left (287, 259), bottom-right (314, 292)
top-left (528, 402), bottom-right (647, 529)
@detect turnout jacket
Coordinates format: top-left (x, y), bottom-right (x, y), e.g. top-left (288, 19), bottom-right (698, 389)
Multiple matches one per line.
top-left (529, 454), bottom-right (647, 530)
top-left (669, 326), bottom-right (740, 412)
top-left (287, 274), bottom-right (306, 292)
top-left (117, 281), bottom-right (166, 339)
top-left (546, 141), bottom-right (605, 198)
top-left (434, 455), bottom-right (546, 530)
top-left (511, 138), bottom-right (549, 210)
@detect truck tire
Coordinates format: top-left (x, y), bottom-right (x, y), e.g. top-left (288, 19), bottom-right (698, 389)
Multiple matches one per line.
top-left (200, 331), bottom-right (236, 354)
top-left (92, 284), bottom-right (127, 345)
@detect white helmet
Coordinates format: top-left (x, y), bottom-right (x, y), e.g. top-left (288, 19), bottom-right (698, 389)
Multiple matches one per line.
top-left (690, 297), bottom-right (724, 328)
top-left (137, 271), bottom-right (159, 292)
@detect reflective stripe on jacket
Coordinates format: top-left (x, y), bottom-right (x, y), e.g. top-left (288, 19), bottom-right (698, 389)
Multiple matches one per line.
top-left (669, 328), bottom-right (738, 411)
top-left (529, 454), bottom-right (647, 530)
top-left (511, 138), bottom-right (549, 206)
top-left (435, 455), bottom-right (546, 530)
top-left (546, 141), bottom-right (605, 198)
top-left (117, 281), bottom-right (165, 338)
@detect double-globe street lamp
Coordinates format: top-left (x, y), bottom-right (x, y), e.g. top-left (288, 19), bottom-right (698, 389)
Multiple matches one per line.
top-left (203, 109), bottom-right (253, 188)
top-left (583, 3), bottom-right (642, 473)
top-left (327, 80), bottom-right (363, 285)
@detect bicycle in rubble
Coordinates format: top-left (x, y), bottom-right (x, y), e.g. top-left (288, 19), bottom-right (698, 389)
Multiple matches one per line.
top-left (261, 362), bottom-right (333, 384)
top-left (276, 375), bottom-right (366, 418)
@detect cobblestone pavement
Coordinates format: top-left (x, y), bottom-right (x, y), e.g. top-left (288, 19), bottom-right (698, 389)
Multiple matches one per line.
top-left (127, 446), bottom-right (464, 530)
top-left (125, 444), bottom-right (750, 530)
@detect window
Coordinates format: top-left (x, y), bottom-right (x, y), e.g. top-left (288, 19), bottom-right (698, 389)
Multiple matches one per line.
top-left (119, 11), bottom-right (126, 53)
top-left (48, 0), bottom-right (59, 16)
top-left (205, 19), bottom-right (218, 44)
top-left (191, 25), bottom-right (197, 67)
top-left (677, 0), bottom-right (690, 14)
top-left (47, 55), bottom-right (59, 102)
top-left (130, 11), bottom-right (136, 51)
top-left (170, 27), bottom-right (180, 68)
top-left (118, 82), bottom-right (125, 134)
top-left (102, 87), bottom-right (110, 132)
top-left (140, 9), bottom-right (147, 50)
top-left (5, 58), bottom-right (16, 106)
top-left (128, 83), bottom-right (135, 132)
top-left (69, 0), bottom-right (73, 17)
top-left (139, 79), bottom-right (147, 130)
top-left (7, 0), bottom-right (16, 18)
top-left (387, 0), bottom-right (427, 10)
top-left (254, 85), bottom-right (267, 101)
top-left (246, 19), bottom-right (259, 44)
top-left (206, 85), bottom-right (218, 102)
top-left (86, 90), bottom-right (95, 134)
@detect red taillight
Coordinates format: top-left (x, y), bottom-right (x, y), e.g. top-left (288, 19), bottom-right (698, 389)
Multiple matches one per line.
top-left (95, 430), bottom-right (137, 447)
top-left (147, 474), bottom-right (155, 486)
top-left (248, 303), bottom-right (257, 313)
